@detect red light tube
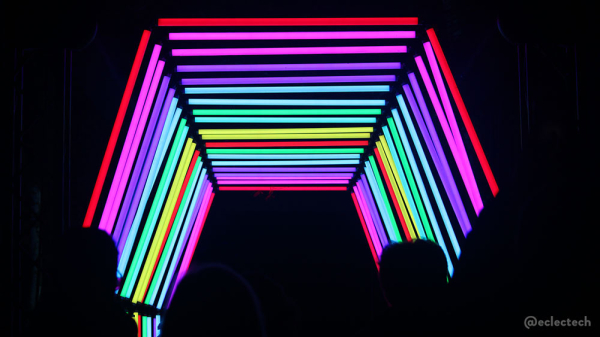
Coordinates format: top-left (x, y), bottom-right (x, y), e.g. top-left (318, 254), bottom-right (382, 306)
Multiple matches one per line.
top-left (352, 192), bottom-right (380, 270)
top-left (83, 30), bottom-right (151, 228)
top-left (218, 186), bottom-right (347, 191)
top-left (205, 141), bottom-right (369, 148)
top-left (426, 28), bottom-right (499, 196)
top-left (158, 17), bottom-right (418, 26)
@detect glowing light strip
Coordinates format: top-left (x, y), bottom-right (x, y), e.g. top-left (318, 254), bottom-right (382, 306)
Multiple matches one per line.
top-left (188, 98), bottom-right (386, 106)
top-left (201, 133), bottom-right (371, 140)
top-left (208, 154), bottom-right (360, 159)
top-left (206, 141), bottom-right (368, 147)
top-left (351, 192), bottom-right (381, 269)
top-left (357, 177), bottom-right (389, 247)
top-left (117, 107), bottom-right (182, 267)
top-left (120, 130), bottom-right (189, 297)
top-left (364, 159), bottom-right (401, 242)
top-left (392, 105), bottom-right (457, 275)
top-left (178, 63), bottom-right (400, 72)
top-left (426, 28), bottom-right (499, 196)
top-left (211, 160), bottom-right (360, 166)
top-left (384, 118), bottom-right (433, 240)
top-left (353, 185), bottom-right (383, 256)
top-left (207, 148), bottom-right (364, 154)
top-left (83, 30), bottom-right (150, 228)
top-left (186, 85), bottom-right (389, 94)
top-left (219, 186), bottom-right (347, 191)
top-left (215, 173), bottom-right (354, 178)
top-left (199, 127), bottom-right (372, 134)
top-left (213, 167), bottom-right (356, 172)
top-left (158, 17), bottom-right (419, 26)
top-left (182, 75), bottom-right (395, 85)
top-left (195, 117), bottom-right (377, 123)
top-left (403, 82), bottom-right (472, 236)
top-left (415, 56), bottom-right (483, 215)
top-left (97, 46), bottom-right (162, 231)
top-left (373, 146), bottom-right (414, 240)
top-left (132, 145), bottom-right (196, 303)
top-left (146, 156), bottom-right (203, 304)
top-left (157, 172), bottom-right (208, 309)
top-left (170, 31), bottom-right (415, 40)
top-left (217, 180), bottom-right (349, 185)
top-left (193, 109), bottom-right (381, 116)
top-left (173, 46), bottom-right (406, 57)
top-left (217, 177), bottom-right (352, 180)
top-left (113, 87), bottom-right (174, 245)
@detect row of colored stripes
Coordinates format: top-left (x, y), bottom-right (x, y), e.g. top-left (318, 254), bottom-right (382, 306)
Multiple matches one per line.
top-left (134, 313), bottom-right (160, 337)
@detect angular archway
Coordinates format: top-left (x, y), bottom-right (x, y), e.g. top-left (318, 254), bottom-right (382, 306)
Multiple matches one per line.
top-left (82, 17), bottom-right (499, 335)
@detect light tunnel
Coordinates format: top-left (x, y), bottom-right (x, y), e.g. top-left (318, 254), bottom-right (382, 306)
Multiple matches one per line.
top-left (82, 17), bottom-right (499, 336)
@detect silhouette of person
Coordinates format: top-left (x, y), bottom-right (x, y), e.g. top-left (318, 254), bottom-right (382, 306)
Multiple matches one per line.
top-left (357, 239), bottom-right (450, 336)
top-left (161, 263), bottom-right (266, 337)
top-left (26, 227), bottom-right (137, 337)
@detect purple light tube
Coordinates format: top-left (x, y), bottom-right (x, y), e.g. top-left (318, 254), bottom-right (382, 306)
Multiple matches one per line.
top-left (214, 173), bottom-right (354, 178)
top-left (113, 87), bottom-right (174, 245)
top-left (353, 185), bottom-right (383, 256)
top-left (422, 44), bottom-right (483, 215)
top-left (103, 60), bottom-right (166, 235)
top-left (176, 62), bottom-right (401, 73)
top-left (217, 179), bottom-right (349, 184)
top-left (172, 45), bottom-right (407, 56)
top-left (217, 177), bottom-right (351, 180)
top-left (358, 176), bottom-right (389, 247)
top-left (404, 79), bottom-right (472, 235)
top-left (181, 75), bottom-right (395, 85)
top-left (169, 31), bottom-right (416, 40)
top-left (212, 167), bottom-right (357, 172)
top-left (98, 45), bottom-right (162, 232)
top-left (415, 56), bottom-right (482, 215)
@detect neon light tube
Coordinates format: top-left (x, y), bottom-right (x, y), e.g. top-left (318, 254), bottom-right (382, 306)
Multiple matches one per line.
top-left (207, 148), bottom-right (364, 154)
top-left (352, 186), bottom-right (382, 257)
top-left (216, 175), bottom-right (354, 180)
top-left (406, 78), bottom-right (472, 235)
top-left (213, 167), bottom-right (356, 172)
top-left (195, 117), bottom-right (377, 123)
top-left (219, 186), bottom-right (348, 191)
top-left (351, 192), bottom-right (381, 269)
top-left (218, 180), bottom-right (349, 185)
top-left (215, 173), bottom-right (354, 178)
top-left (173, 46), bottom-right (407, 56)
top-left (120, 131), bottom-right (190, 297)
top-left (373, 146), bottom-right (414, 240)
top-left (97, 45), bottom-right (161, 232)
top-left (207, 154), bottom-right (360, 159)
top-left (426, 28), bottom-right (499, 196)
top-left (357, 177), bottom-right (389, 247)
top-left (188, 98), bottom-right (386, 106)
top-left (112, 86), bottom-right (173, 244)
top-left (364, 159), bottom-right (401, 242)
top-left (83, 30), bottom-right (150, 228)
top-left (217, 177), bottom-right (352, 180)
top-left (182, 75), bottom-right (395, 85)
top-left (211, 160), bottom-right (359, 166)
top-left (201, 133), bottom-right (371, 140)
top-left (199, 127), bottom-right (373, 134)
top-left (415, 56), bottom-right (483, 215)
top-left (391, 106), bottom-right (456, 275)
top-left (170, 31), bottom-right (415, 40)
top-left (185, 85), bottom-right (389, 94)
top-left (158, 17), bottom-right (419, 26)
top-left (193, 109), bottom-right (381, 116)
top-left (206, 141), bottom-right (369, 148)
top-left (177, 63), bottom-right (400, 72)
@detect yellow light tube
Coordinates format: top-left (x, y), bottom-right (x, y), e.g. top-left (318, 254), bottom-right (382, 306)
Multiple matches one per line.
top-left (197, 127), bottom-right (373, 135)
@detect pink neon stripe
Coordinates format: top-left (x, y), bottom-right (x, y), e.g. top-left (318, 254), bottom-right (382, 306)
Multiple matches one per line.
top-left (423, 42), bottom-right (483, 215)
top-left (172, 46), bottom-right (407, 56)
top-left (353, 186), bottom-right (382, 256)
top-left (214, 173), bottom-right (354, 178)
top-left (177, 63), bottom-right (400, 72)
top-left (158, 17), bottom-right (419, 27)
top-left (216, 176), bottom-right (353, 180)
top-left (217, 179), bottom-right (349, 185)
top-left (219, 186), bottom-right (347, 191)
top-left (181, 75), bottom-right (394, 85)
top-left (415, 56), bottom-right (483, 215)
top-left (98, 45), bottom-right (162, 232)
top-left (351, 192), bottom-right (380, 269)
top-left (169, 31), bottom-right (416, 40)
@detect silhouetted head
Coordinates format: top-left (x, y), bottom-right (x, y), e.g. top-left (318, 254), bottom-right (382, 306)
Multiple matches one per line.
top-left (162, 263), bottom-right (266, 337)
top-left (379, 240), bottom-right (448, 307)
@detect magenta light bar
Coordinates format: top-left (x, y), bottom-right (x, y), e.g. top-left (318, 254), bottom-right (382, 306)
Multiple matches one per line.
top-left (176, 62), bottom-right (401, 72)
top-left (217, 180), bottom-right (350, 184)
top-left (214, 173), bottom-right (353, 178)
top-left (172, 46), bottom-right (407, 56)
top-left (212, 167), bottom-right (357, 172)
top-left (181, 75), bottom-right (395, 85)
top-left (216, 176), bottom-right (350, 180)
top-left (169, 31), bottom-right (416, 40)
